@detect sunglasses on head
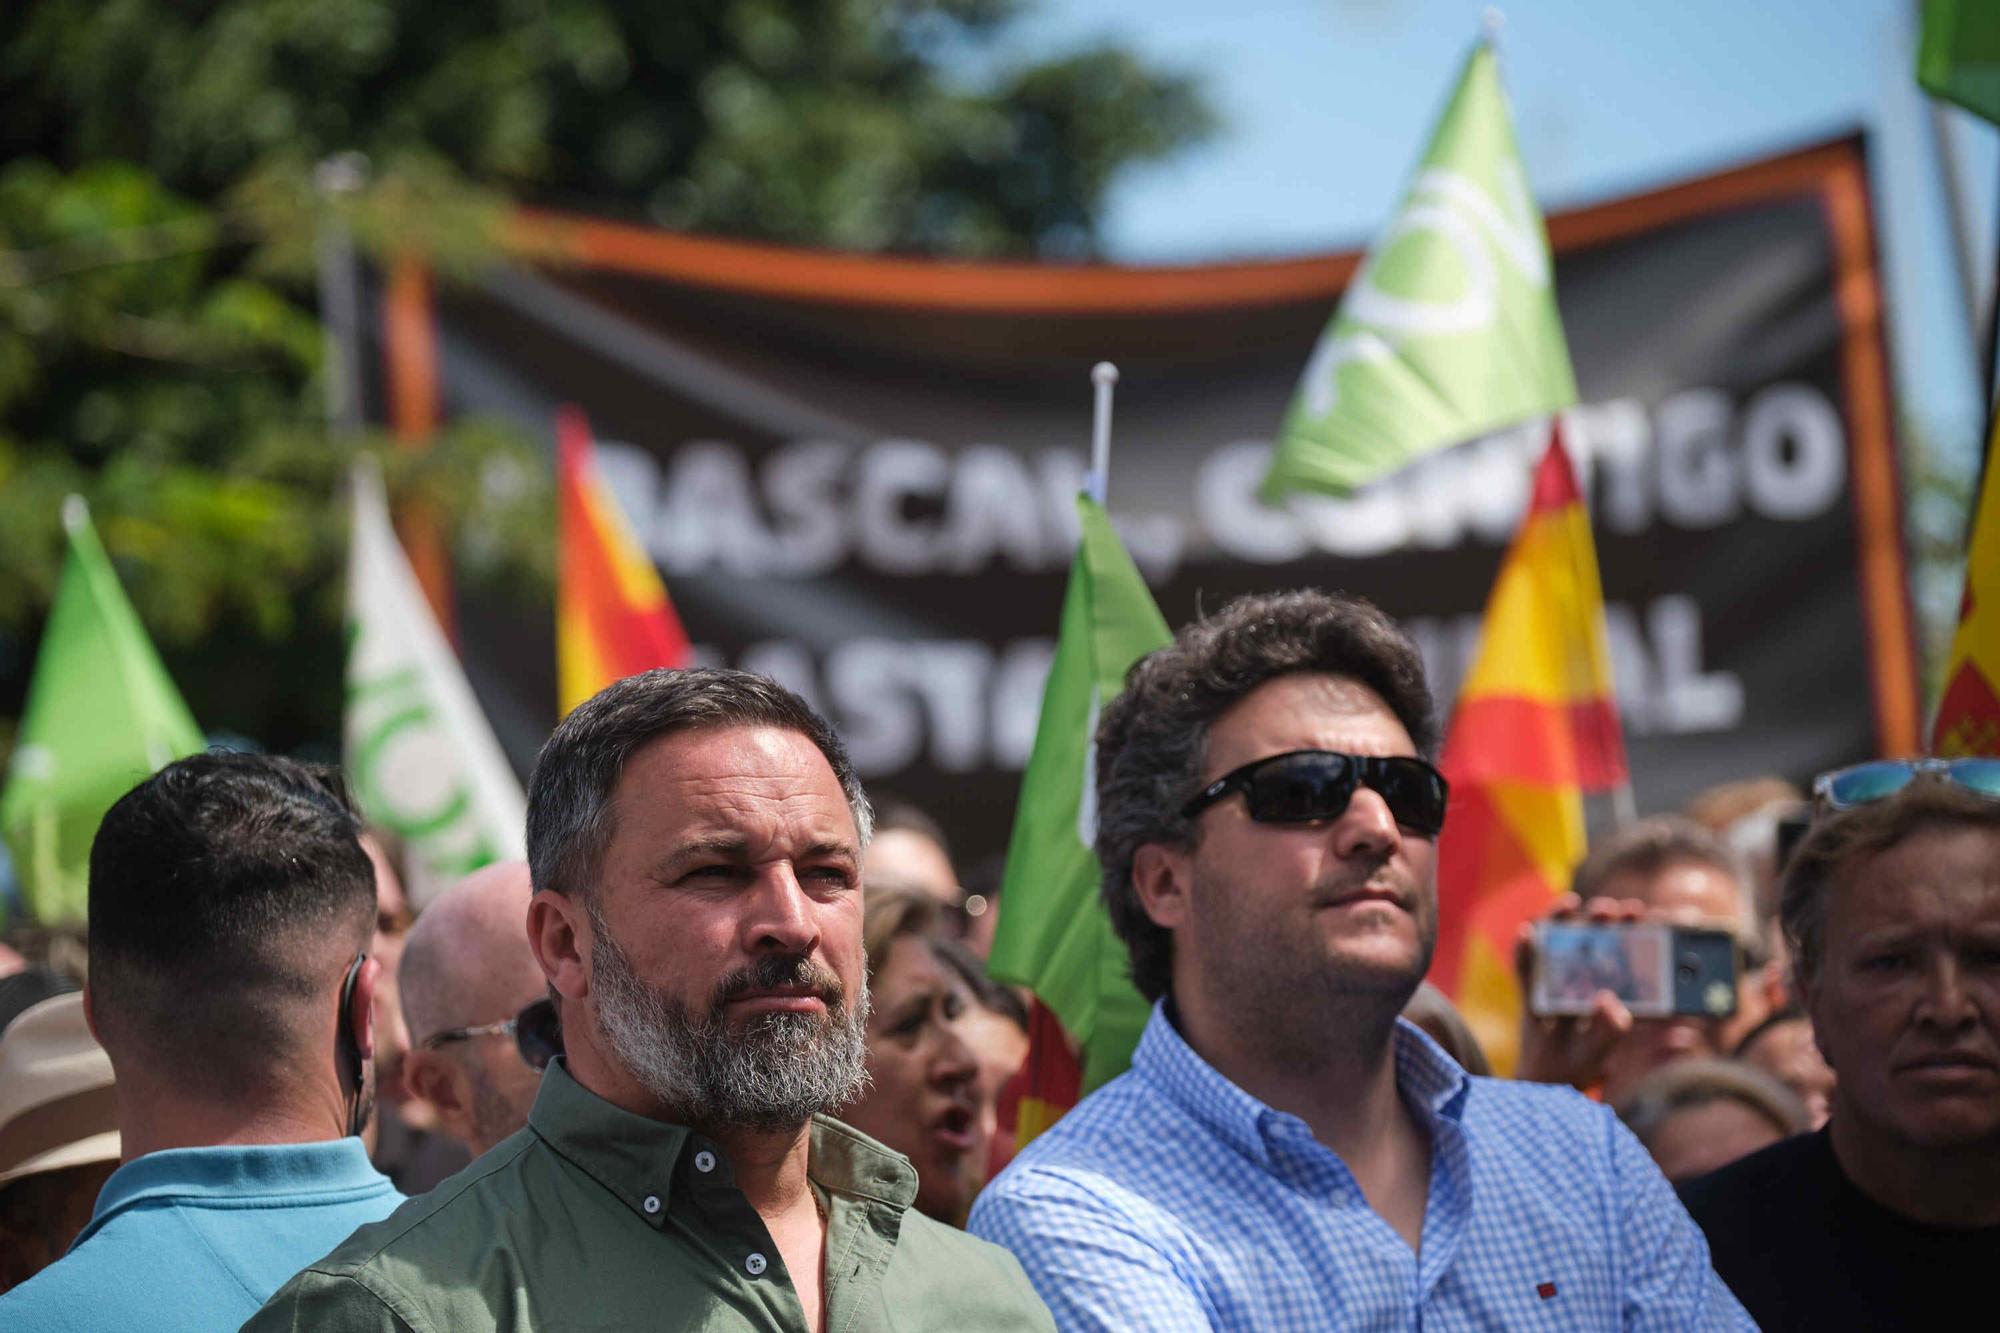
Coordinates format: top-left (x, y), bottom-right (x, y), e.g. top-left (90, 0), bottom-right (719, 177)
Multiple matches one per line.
top-left (1812, 757), bottom-right (2000, 813)
top-left (421, 996), bottom-right (562, 1072)
top-left (1181, 750), bottom-right (1450, 836)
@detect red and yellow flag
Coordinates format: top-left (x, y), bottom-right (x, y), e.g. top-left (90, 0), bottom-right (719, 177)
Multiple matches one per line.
top-left (557, 406), bottom-right (691, 714)
top-left (1430, 427), bottom-right (1627, 1074)
top-left (1934, 415), bottom-right (2000, 755)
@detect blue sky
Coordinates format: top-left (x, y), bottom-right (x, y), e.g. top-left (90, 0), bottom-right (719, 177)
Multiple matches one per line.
top-left (997, 0), bottom-right (1998, 473)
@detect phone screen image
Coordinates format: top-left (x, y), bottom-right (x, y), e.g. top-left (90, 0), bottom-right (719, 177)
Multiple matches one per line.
top-left (1531, 921), bottom-right (1739, 1019)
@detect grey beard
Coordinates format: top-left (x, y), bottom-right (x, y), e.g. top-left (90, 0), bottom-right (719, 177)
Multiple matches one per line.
top-left (587, 904), bottom-right (871, 1133)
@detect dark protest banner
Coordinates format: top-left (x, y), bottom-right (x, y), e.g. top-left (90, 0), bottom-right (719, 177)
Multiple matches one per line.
top-left (388, 134), bottom-right (1917, 868)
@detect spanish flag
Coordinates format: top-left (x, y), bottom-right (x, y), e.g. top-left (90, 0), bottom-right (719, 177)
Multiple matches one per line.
top-left (1934, 414), bottom-right (2000, 755)
top-left (557, 406), bottom-right (691, 714)
top-left (1430, 427), bottom-right (1627, 1074)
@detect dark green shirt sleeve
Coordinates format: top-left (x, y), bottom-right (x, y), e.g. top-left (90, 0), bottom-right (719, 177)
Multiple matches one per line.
top-left (243, 1268), bottom-right (418, 1333)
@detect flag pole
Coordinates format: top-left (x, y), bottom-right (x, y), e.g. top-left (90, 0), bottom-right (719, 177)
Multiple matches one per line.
top-left (314, 154), bottom-right (369, 437)
top-left (1086, 362), bottom-right (1119, 505)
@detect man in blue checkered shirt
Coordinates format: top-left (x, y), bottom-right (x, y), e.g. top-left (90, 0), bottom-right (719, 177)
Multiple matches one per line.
top-left (968, 590), bottom-right (1753, 1330)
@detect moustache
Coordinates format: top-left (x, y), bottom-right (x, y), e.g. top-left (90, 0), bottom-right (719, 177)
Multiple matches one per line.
top-left (710, 953), bottom-right (848, 1012)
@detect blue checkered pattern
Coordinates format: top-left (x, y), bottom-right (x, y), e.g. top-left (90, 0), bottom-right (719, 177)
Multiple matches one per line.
top-left (969, 1004), bottom-right (1753, 1331)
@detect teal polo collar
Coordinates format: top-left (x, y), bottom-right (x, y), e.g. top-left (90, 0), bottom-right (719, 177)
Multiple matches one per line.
top-left (74, 1137), bottom-right (388, 1249)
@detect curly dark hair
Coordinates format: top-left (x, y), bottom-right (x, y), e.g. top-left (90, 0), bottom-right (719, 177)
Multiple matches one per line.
top-left (1094, 590), bottom-right (1437, 1002)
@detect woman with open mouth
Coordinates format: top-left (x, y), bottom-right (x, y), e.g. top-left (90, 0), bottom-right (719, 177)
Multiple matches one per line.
top-left (844, 891), bottom-right (994, 1227)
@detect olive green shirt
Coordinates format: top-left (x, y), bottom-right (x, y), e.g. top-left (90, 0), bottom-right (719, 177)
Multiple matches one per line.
top-left (243, 1061), bottom-right (1052, 1332)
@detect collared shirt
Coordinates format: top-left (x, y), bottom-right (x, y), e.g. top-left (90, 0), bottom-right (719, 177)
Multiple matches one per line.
top-left (968, 1003), bottom-right (1753, 1331)
top-left (246, 1059), bottom-right (1054, 1332)
top-left (0, 1137), bottom-right (402, 1332)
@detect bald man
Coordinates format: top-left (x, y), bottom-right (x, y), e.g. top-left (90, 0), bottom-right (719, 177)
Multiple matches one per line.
top-left (398, 863), bottom-right (553, 1158)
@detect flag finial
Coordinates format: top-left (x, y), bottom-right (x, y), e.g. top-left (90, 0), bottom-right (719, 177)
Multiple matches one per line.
top-left (61, 494), bottom-right (89, 538)
top-left (1482, 7), bottom-right (1506, 45)
top-left (1087, 362), bottom-right (1120, 505)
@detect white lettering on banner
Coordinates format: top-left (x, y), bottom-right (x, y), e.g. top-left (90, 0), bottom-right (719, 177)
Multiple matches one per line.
top-left (1575, 398), bottom-right (1652, 534)
top-left (1741, 386), bottom-right (1845, 520)
top-left (855, 440), bottom-right (949, 575)
top-left (1207, 383), bottom-right (1847, 563)
top-left (697, 637), bottom-right (1060, 777)
top-left (598, 382), bottom-right (1844, 579)
top-left (701, 604), bottom-right (1731, 785)
top-left (764, 441), bottom-right (849, 574)
top-left (1656, 389), bottom-right (1739, 528)
top-left (1410, 594), bottom-right (1745, 740)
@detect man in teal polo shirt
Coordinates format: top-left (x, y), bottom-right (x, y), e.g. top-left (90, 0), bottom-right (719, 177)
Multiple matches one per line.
top-left (0, 753), bottom-right (404, 1331)
top-left (249, 668), bottom-right (1050, 1332)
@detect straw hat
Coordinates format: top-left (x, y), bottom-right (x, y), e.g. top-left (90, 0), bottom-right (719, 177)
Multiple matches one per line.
top-left (0, 991), bottom-right (120, 1188)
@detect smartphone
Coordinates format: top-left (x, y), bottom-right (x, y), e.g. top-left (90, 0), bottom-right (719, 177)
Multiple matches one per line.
top-left (1530, 921), bottom-right (1739, 1020)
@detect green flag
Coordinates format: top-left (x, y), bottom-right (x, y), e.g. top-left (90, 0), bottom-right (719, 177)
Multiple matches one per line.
top-left (1920, 0), bottom-right (2000, 125)
top-left (0, 499), bottom-right (203, 922)
top-left (1261, 41), bottom-right (1576, 501)
top-left (988, 494), bottom-right (1171, 1093)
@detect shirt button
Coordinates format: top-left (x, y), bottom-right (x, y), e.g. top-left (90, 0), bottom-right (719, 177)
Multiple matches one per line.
top-left (694, 1151), bottom-right (716, 1173)
top-left (642, 1195), bottom-right (662, 1215)
top-left (745, 1252), bottom-right (768, 1277)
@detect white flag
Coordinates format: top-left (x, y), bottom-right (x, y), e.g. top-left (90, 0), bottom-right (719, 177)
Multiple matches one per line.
top-left (345, 465), bottom-right (526, 909)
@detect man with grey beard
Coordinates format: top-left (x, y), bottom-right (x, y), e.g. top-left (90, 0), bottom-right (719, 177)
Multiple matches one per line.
top-left (249, 669), bottom-right (1052, 1333)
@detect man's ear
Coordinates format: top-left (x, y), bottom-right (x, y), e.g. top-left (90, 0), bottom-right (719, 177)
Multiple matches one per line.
top-left (1132, 842), bottom-right (1194, 932)
top-left (349, 956), bottom-right (381, 1062)
top-left (528, 890), bottom-right (591, 1003)
top-left (403, 1049), bottom-right (475, 1145)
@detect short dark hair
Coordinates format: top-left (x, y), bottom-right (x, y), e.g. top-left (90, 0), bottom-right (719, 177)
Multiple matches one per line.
top-left (1094, 590), bottom-right (1436, 1002)
top-left (87, 751), bottom-right (375, 1092)
top-left (1781, 780), bottom-right (2000, 991)
top-left (1571, 815), bottom-right (1759, 953)
top-left (1572, 816), bottom-right (1742, 900)
top-left (527, 668), bottom-right (872, 902)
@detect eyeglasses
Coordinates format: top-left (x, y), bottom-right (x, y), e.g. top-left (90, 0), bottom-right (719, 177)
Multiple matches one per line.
top-left (1181, 750), bottom-right (1449, 836)
top-left (421, 997), bottom-right (562, 1072)
top-left (1811, 758), bottom-right (2000, 812)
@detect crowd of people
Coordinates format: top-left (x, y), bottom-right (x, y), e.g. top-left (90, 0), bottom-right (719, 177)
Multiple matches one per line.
top-left (0, 588), bottom-right (1994, 1329)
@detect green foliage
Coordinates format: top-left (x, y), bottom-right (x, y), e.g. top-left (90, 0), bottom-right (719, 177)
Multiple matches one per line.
top-left (3, 1), bottom-right (1213, 256)
top-left (0, 0), bottom-right (1214, 751)
top-left (0, 162), bottom-right (542, 647)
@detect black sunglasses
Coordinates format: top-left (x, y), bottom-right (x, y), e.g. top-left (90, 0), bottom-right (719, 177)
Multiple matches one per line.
top-left (421, 996), bottom-right (562, 1072)
top-left (1182, 750), bottom-right (1449, 836)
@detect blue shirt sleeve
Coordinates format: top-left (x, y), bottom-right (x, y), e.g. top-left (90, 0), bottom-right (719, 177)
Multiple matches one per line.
top-left (969, 1168), bottom-right (1215, 1333)
top-left (1603, 1107), bottom-right (1758, 1331)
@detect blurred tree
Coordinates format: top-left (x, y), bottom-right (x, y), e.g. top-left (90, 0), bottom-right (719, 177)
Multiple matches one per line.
top-left (0, 0), bottom-right (1215, 750)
